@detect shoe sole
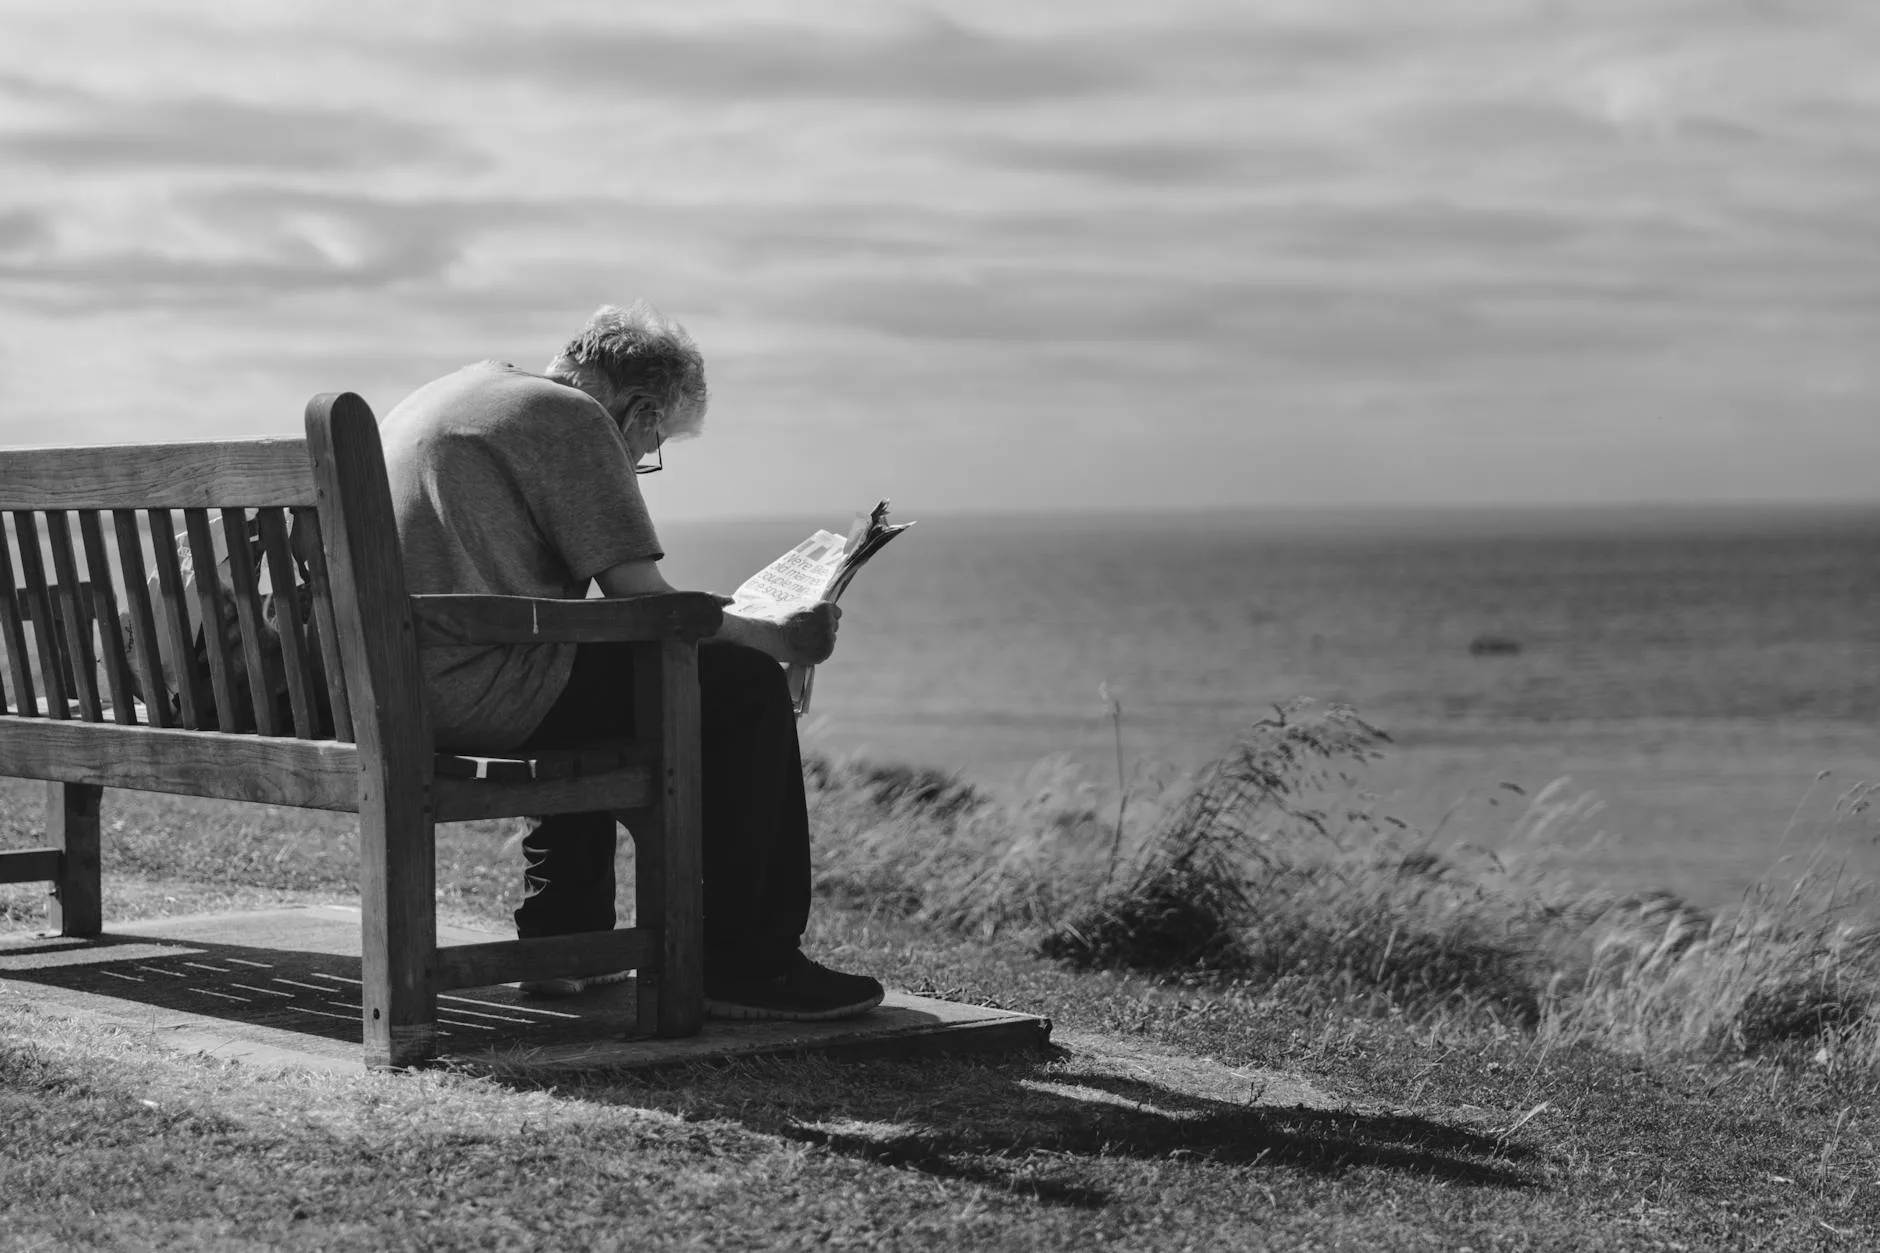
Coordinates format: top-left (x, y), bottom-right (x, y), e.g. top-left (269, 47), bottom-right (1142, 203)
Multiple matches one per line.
top-left (704, 990), bottom-right (885, 1022)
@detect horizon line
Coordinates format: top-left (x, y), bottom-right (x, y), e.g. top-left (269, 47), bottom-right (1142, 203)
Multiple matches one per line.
top-left (656, 497), bottom-right (1880, 526)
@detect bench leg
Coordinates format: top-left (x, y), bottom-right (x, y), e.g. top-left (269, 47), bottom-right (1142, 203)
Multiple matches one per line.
top-left (628, 815), bottom-right (665, 1037)
top-left (48, 782), bottom-right (102, 937)
top-left (358, 790), bottom-right (438, 1068)
top-left (630, 805), bottom-right (703, 1038)
top-left (634, 639), bottom-right (704, 1038)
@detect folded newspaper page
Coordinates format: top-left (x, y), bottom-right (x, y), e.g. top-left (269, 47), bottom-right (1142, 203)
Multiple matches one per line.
top-left (728, 501), bottom-right (914, 716)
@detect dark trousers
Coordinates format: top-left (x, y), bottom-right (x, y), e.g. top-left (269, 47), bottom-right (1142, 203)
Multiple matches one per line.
top-left (512, 640), bottom-right (811, 979)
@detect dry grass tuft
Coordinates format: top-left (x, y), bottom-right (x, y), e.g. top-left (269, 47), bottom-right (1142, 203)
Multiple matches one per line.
top-left (809, 703), bottom-right (1880, 1070)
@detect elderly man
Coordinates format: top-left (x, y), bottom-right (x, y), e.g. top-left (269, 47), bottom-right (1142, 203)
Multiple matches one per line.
top-left (379, 301), bottom-right (882, 1021)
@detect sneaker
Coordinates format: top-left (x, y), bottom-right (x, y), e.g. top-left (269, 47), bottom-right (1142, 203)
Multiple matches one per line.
top-left (519, 969), bottom-right (634, 999)
top-left (705, 953), bottom-right (884, 1022)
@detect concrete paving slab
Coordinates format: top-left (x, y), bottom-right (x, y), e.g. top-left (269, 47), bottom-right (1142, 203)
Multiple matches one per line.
top-left (0, 905), bottom-right (1051, 1075)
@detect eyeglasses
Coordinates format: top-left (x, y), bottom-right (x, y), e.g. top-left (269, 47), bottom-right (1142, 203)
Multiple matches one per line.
top-left (634, 428), bottom-right (664, 475)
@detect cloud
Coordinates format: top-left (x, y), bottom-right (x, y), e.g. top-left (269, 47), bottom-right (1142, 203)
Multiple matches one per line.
top-left (964, 136), bottom-right (1343, 188)
top-left (1272, 200), bottom-right (1596, 258)
top-left (1390, 96), bottom-right (1623, 154)
top-left (0, 82), bottom-right (475, 174)
top-left (411, 13), bottom-right (1127, 103)
top-left (784, 248), bottom-right (1702, 402)
top-left (0, 188), bottom-right (543, 311)
top-left (0, 69), bottom-right (93, 106)
top-left (0, 208), bottom-right (51, 253)
top-left (2, 0), bottom-right (1878, 509)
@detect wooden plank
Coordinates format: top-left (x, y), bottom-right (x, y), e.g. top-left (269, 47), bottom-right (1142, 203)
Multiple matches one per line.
top-left (530, 745), bottom-right (638, 781)
top-left (0, 715), bottom-right (361, 810)
top-left (431, 928), bottom-right (654, 993)
top-left (449, 992), bottom-right (1052, 1074)
top-left (659, 637), bottom-right (705, 1038)
top-left (148, 510), bottom-right (206, 729)
top-left (80, 512), bottom-right (137, 725)
top-left (0, 518), bottom-right (37, 717)
top-left (431, 744), bottom-right (645, 785)
top-left (12, 512), bottom-right (69, 719)
top-left (182, 508), bottom-right (241, 731)
top-left (631, 640), bottom-right (664, 1038)
top-left (480, 758), bottom-right (533, 783)
top-left (113, 510), bottom-right (169, 727)
top-left (219, 508), bottom-right (279, 736)
top-left (432, 765), bottom-right (654, 823)
top-left (44, 513), bottom-right (102, 721)
top-left (0, 439), bottom-right (316, 510)
top-left (294, 507), bottom-right (353, 742)
top-left (306, 391), bottom-right (436, 1069)
top-left (13, 583), bottom-right (96, 624)
top-left (409, 592), bottom-right (724, 647)
top-left (256, 507), bottom-right (319, 738)
top-left (530, 754), bottom-right (575, 781)
top-left (0, 846), bottom-right (60, 884)
top-left (48, 781), bottom-right (102, 937)
top-left (635, 637), bottom-right (705, 1038)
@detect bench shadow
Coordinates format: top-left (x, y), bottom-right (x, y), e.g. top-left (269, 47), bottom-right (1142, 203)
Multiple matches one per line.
top-left (486, 1046), bottom-right (1540, 1209)
top-left (0, 928), bottom-right (630, 1054)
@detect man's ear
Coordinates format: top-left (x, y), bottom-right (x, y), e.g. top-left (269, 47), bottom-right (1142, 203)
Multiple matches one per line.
top-left (619, 394), bottom-right (657, 433)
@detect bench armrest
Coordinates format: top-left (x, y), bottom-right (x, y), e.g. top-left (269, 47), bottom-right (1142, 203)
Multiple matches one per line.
top-left (409, 592), bottom-right (723, 647)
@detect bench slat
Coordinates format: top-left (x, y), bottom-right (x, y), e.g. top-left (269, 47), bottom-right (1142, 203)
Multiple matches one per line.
top-left (44, 512), bottom-right (102, 721)
top-left (80, 513), bottom-right (138, 726)
top-left (148, 510), bottom-right (207, 729)
top-left (434, 742), bottom-right (648, 783)
top-left (257, 507), bottom-right (321, 739)
top-left (432, 765), bottom-right (654, 822)
top-left (432, 927), bottom-right (653, 993)
top-left (0, 846), bottom-right (61, 884)
top-left (220, 507), bottom-right (279, 736)
top-left (294, 506), bottom-right (353, 742)
top-left (0, 521), bottom-right (35, 716)
top-left (0, 716), bottom-right (361, 810)
top-left (409, 592), bottom-right (725, 647)
top-left (112, 509), bottom-right (168, 728)
top-left (0, 439), bottom-right (317, 510)
top-left (183, 508), bottom-right (241, 731)
top-left (11, 512), bottom-right (69, 720)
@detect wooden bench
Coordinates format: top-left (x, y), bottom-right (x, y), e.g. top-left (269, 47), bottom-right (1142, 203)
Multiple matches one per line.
top-left (0, 392), bottom-right (721, 1068)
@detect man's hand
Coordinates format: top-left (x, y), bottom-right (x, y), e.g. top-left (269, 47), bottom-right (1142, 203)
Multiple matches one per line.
top-left (597, 559), bottom-right (842, 665)
top-left (708, 600), bottom-right (842, 665)
top-left (774, 602), bottom-right (841, 667)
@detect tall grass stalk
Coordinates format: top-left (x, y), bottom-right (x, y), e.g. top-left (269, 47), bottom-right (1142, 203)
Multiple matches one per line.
top-left (1099, 682), bottom-right (1128, 889)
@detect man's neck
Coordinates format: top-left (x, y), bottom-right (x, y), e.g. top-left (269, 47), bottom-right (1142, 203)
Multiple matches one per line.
top-left (547, 370), bottom-right (622, 420)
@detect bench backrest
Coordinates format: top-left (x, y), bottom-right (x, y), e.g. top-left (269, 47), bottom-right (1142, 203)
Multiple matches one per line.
top-left (0, 395), bottom-right (420, 771)
top-left (0, 434), bottom-right (357, 740)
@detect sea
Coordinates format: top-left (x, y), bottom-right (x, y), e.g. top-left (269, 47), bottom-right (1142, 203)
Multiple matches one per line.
top-left (660, 505), bottom-right (1880, 910)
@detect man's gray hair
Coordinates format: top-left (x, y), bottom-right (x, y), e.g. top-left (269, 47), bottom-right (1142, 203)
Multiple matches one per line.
top-left (546, 300), bottom-right (709, 437)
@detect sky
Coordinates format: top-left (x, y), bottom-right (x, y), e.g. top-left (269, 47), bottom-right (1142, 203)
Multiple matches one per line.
top-left (2, 0), bottom-right (1878, 519)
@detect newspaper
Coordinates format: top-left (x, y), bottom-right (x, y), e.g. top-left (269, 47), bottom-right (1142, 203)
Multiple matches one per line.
top-left (727, 531), bottom-right (851, 623)
top-left (728, 501), bottom-right (914, 716)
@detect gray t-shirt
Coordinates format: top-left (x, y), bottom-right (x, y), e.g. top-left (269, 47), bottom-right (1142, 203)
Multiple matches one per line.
top-left (380, 361), bottom-right (663, 751)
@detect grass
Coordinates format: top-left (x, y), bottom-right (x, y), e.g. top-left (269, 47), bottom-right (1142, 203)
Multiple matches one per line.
top-left (3, 708), bottom-right (1879, 1249)
top-left (814, 702), bottom-right (1880, 1073)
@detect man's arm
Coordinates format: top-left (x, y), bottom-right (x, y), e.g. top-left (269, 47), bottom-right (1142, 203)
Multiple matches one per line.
top-left (593, 558), bottom-right (840, 666)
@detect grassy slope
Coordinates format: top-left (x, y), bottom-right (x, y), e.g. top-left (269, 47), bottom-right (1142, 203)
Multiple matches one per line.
top-left (2, 775), bottom-right (1878, 1250)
